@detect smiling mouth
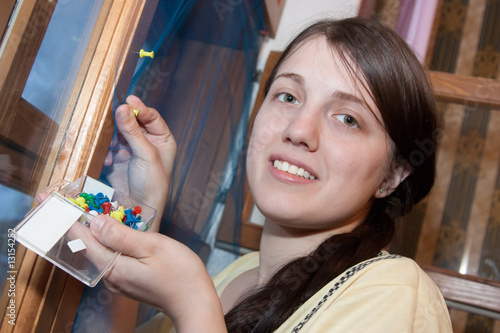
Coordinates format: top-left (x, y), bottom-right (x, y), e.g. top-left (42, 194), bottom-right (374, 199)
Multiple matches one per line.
top-left (273, 160), bottom-right (317, 180)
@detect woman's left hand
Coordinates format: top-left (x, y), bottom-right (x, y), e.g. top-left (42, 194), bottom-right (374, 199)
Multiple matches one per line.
top-left (103, 96), bottom-right (176, 230)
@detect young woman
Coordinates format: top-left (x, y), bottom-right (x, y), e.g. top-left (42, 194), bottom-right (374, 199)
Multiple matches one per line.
top-left (87, 17), bottom-right (452, 332)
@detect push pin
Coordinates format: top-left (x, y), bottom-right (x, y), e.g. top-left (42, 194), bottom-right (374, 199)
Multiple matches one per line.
top-left (136, 49), bottom-right (154, 59)
top-left (132, 108), bottom-right (140, 117)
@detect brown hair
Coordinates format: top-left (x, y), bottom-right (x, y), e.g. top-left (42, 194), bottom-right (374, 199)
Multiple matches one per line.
top-left (225, 17), bottom-right (437, 332)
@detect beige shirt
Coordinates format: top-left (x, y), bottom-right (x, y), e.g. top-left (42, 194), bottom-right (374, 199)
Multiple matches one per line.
top-left (137, 252), bottom-right (452, 332)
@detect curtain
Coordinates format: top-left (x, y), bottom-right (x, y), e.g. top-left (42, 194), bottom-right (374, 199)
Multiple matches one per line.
top-left (72, 1), bottom-right (265, 331)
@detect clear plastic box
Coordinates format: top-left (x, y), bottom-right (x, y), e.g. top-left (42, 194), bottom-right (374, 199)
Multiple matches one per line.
top-left (14, 175), bottom-right (157, 287)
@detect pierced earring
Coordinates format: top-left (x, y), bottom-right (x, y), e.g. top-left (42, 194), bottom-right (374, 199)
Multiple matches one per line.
top-left (379, 188), bottom-right (384, 193)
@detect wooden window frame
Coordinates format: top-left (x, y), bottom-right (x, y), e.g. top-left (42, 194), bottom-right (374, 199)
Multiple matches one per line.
top-left (0, 0), bottom-right (17, 49)
top-left (0, 0), bottom-right (158, 331)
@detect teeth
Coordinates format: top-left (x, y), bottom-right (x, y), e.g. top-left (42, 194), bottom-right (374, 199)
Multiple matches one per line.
top-left (273, 160), bottom-right (316, 180)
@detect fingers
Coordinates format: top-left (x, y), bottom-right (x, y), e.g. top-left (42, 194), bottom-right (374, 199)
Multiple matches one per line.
top-left (36, 192), bottom-right (49, 204)
top-left (114, 100), bottom-right (153, 158)
top-left (124, 95), bottom-right (172, 139)
top-left (115, 95), bottom-right (176, 168)
top-left (115, 96), bottom-right (177, 187)
top-left (116, 96), bottom-right (173, 145)
top-left (90, 215), bottom-right (154, 259)
top-left (64, 219), bottom-right (118, 271)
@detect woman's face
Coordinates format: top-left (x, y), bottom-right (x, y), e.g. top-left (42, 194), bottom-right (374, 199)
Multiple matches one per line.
top-left (247, 37), bottom-right (395, 232)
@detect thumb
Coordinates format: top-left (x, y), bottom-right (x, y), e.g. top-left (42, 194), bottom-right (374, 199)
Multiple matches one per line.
top-left (90, 215), bottom-right (149, 258)
top-left (36, 192), bottom-right (49, 204)
top-left (114, 103), bottom-right (151, 158)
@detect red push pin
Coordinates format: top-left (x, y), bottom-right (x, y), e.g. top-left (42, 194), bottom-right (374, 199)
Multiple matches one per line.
top-left (102, 202), bottom-right (111, 215)
top-left (132, 206), bottom-right (142, 216)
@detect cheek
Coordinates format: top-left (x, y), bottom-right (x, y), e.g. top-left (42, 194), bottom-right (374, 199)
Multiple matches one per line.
top-left (247, 108), bottom-right (288, 157)
top-left (356, 149), bottom-right (391, 186)
top-left (326, 140), bottom-right (390, 184)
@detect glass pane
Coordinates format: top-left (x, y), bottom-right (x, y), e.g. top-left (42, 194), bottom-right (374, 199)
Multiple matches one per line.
top-left (0, 0), bottom-right (105, 300)
top-left (22, 0), bottom-right (104, 123)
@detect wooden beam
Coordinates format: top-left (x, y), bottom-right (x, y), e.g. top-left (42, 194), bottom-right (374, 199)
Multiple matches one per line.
top-left (263, 0), bottom-right (286, 38)
top-left (0, 134), bottom-right (41, 195)
top-left (0, 98), bottom-right (58, 195)
top-left (429, 71), bottom-right (500, 110)
top-left (0, 0), bottom-right (37, 89)
top-left (240, 222), bottom-right (262, 251)
top-left (423, 265), bottom-right (500, 314)
top-left (0, 0), bottom-right (17, 44)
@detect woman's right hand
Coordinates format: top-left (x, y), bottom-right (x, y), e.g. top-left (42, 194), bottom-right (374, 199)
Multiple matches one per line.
top-left (103, 95), bottom-right (176, 230)
top-left (90, 215), bottom-right (227, 332)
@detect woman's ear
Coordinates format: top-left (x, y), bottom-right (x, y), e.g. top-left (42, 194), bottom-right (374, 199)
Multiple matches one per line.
top-left (375, 159), bottom-right (412, 198)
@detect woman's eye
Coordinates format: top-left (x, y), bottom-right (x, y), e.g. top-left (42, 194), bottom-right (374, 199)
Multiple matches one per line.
top-left (334, 114), bottom-right (359, 128)
top-left (277, 93), bottom-right (299, 105)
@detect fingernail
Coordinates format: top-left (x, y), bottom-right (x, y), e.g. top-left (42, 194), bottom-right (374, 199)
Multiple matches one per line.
top-left (91, 217), bottom-right (106, 233)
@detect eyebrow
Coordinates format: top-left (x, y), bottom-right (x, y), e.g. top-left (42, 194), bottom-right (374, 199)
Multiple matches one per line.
top-left (331, 91), bottom-right (368, 108)
top-left (275, 72), bottom-right (368, 107)
top-left (274, 72), bottom-right (304, 86)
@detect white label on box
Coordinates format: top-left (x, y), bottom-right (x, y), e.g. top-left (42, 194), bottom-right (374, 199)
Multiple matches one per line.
top-left (82, 177), bottom-right (114, 199)
top-left (67, 239), bottom-right (87, 253)
top-left (17, 196), bottom-right (83, 255)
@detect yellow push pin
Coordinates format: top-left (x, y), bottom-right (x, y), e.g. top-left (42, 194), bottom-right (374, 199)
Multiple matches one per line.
top-left (132, 108), bottom-right (140, 117)
top-left (137, 49), bottom-right (154, 59)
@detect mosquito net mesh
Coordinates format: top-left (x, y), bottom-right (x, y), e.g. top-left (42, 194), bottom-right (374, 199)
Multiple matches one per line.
top-left (72, 0), bottom-right (265, 331)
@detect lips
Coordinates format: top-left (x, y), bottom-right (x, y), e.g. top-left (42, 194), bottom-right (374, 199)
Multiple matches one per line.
top-left (273, 160), bottom-right (317, 180)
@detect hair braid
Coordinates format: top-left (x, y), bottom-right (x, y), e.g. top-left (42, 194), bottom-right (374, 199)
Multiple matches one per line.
top-left (225, 200), bottom-right (395, 332)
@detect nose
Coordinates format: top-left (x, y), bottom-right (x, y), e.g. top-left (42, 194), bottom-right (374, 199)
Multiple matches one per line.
top-left (282, 108), bottom-right (320, 151)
